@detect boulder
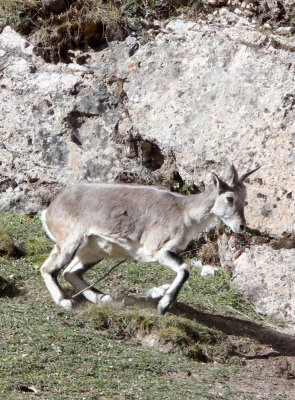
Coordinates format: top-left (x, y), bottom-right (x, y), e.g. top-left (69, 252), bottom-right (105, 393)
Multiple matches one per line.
top-left (218, 233), bottom-right (244, 272)
top-left (232, 246), bottom-right (295, 322)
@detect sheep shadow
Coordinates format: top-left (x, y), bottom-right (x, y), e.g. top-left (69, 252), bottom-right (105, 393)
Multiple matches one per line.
top-left (121, 295), bottom-right (295, 357)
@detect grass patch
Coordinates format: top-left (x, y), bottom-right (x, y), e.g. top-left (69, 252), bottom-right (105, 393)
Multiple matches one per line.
top-left (90, 303), bottom-right (236, 363)
top-left (0, 0), bottom-right (46, 31)
top-left (183, 268), bottom-right (263, 322)
top-left (90, 303), bottom-right (155, 337)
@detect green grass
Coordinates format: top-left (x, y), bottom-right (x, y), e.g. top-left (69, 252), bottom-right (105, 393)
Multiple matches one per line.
top-left (0, 211), bottom-right (271, 399)
top-left (85, 257), bottom-right (263, 324)
top-left (0, 212), bottom-right (52, 264)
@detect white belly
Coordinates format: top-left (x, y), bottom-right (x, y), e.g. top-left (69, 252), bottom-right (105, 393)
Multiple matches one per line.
top-left (76, 234), bottom-right (157, 264)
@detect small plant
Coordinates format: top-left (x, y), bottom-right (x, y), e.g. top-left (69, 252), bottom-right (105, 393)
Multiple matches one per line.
top-left (201, 241), bottom-right (219, 265)
top-left (167, 170), bottom-right (199, 195)
top-left (132, 313), bottom-right (154, 333)
top-left (158, 325), bottom-right (190, 347)
top-left (122, 0), bottom-right (142, 26)
top-left (0, 231), bottom-right (17, 257)
top-left (0, 212), bottom-right (52, 263)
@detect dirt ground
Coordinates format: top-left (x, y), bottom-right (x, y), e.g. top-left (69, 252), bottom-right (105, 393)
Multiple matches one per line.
top-left (169, 301), bottom-right (295, 399)
top-left (224, 340), bottom-right (295, 399)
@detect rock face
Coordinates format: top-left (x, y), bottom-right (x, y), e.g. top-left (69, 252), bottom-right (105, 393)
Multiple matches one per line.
top-left (232, 246), bottom-right (295, 323)
top-left (0, 11), bottom-right (295, 234)
top-left (117, 14), bottom-right (295, 237)
top-left (0, 27), bottom-right (151, 214)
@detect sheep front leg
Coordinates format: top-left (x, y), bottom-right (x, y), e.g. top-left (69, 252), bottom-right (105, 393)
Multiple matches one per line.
top-left (150, 250), bottom-right (190, 315)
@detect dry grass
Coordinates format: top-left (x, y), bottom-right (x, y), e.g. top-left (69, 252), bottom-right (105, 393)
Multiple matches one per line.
top-left (0, 0), bottom-right (204, 62)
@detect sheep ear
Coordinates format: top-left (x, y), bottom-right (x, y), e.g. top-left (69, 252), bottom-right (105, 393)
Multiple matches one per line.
top-left (212, 173), bottom-right (228, 193)
top-left (223, 163), bottom-right (239, 186)
top-left (240, 166), bottom-right (261, 182)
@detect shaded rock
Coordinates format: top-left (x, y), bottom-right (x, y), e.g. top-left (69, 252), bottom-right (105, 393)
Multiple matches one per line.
top-left (218, 233), bottom-right (244, 272)
top-left (232, 246), bottom-right (295, 322)
top-left (42, 0), bottom-right (66, 12)
top-left (74, 85), bottom-right (111, 116)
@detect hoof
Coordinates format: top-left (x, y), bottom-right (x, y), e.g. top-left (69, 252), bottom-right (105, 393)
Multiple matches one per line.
top-left (147, 284), bottom-right (170, 301)
top-left (101, 294), bottom-right (112, 303)
top-left (59, 299), bottom-right (73, 311)
top-left (157, 294), bottom-right (172, 315)
top-left (95, 293), bottom-right (113, 304)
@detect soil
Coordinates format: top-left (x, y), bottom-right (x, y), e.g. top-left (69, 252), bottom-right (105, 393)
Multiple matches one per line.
top-left (187, 318), bottom-right (295, 399)
top-left (223, 351), bottom-right (295, 399)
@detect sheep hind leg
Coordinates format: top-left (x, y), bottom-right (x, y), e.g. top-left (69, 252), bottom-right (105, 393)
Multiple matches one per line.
top-left (40, 244), bottom-right (76, 311)
top-left (63, 258), bottom-right (112, 304)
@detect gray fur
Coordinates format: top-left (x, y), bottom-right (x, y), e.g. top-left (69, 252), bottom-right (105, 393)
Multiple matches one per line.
top-left (40, 164), bottom-right (259, 314)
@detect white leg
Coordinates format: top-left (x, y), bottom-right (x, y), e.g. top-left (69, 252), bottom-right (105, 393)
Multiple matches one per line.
top-left (153, 250), bottom-right (190, 315)
top-left (40, 244), bottom-right (75, 311)
top-left (63, 258), bottom-right (112, 304)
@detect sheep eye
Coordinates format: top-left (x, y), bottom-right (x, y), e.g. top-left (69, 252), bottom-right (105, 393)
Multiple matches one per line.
top-left (226, 197), bottom-right (234, 204)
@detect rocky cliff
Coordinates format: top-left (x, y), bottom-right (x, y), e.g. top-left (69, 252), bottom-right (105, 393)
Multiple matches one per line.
top-left (1, 4), bottom-right (295, 323)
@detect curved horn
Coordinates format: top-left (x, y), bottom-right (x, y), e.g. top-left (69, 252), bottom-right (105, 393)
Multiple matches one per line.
top-left (240, 166), bottom-right (261, 182)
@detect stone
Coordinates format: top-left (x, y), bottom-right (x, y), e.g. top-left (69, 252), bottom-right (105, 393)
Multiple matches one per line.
top-left (191, 259), bottom-right (203, 269)
top-left (275, 27), bottom-right (295, 36)
top-left (67, 63), bottom-right (91, 73)
top-left (0, 26), bottom-right (34, 55)
top-left (232, 246), bottom-right (295, 322)
top-left (0, 28), bottom-right (130, 214)
top-left (74, 86), bottom-right (110, 116)
top-left (206, 0), bottom-right (228, 6)
top-left (200, 265), bottom-right (219, 277)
